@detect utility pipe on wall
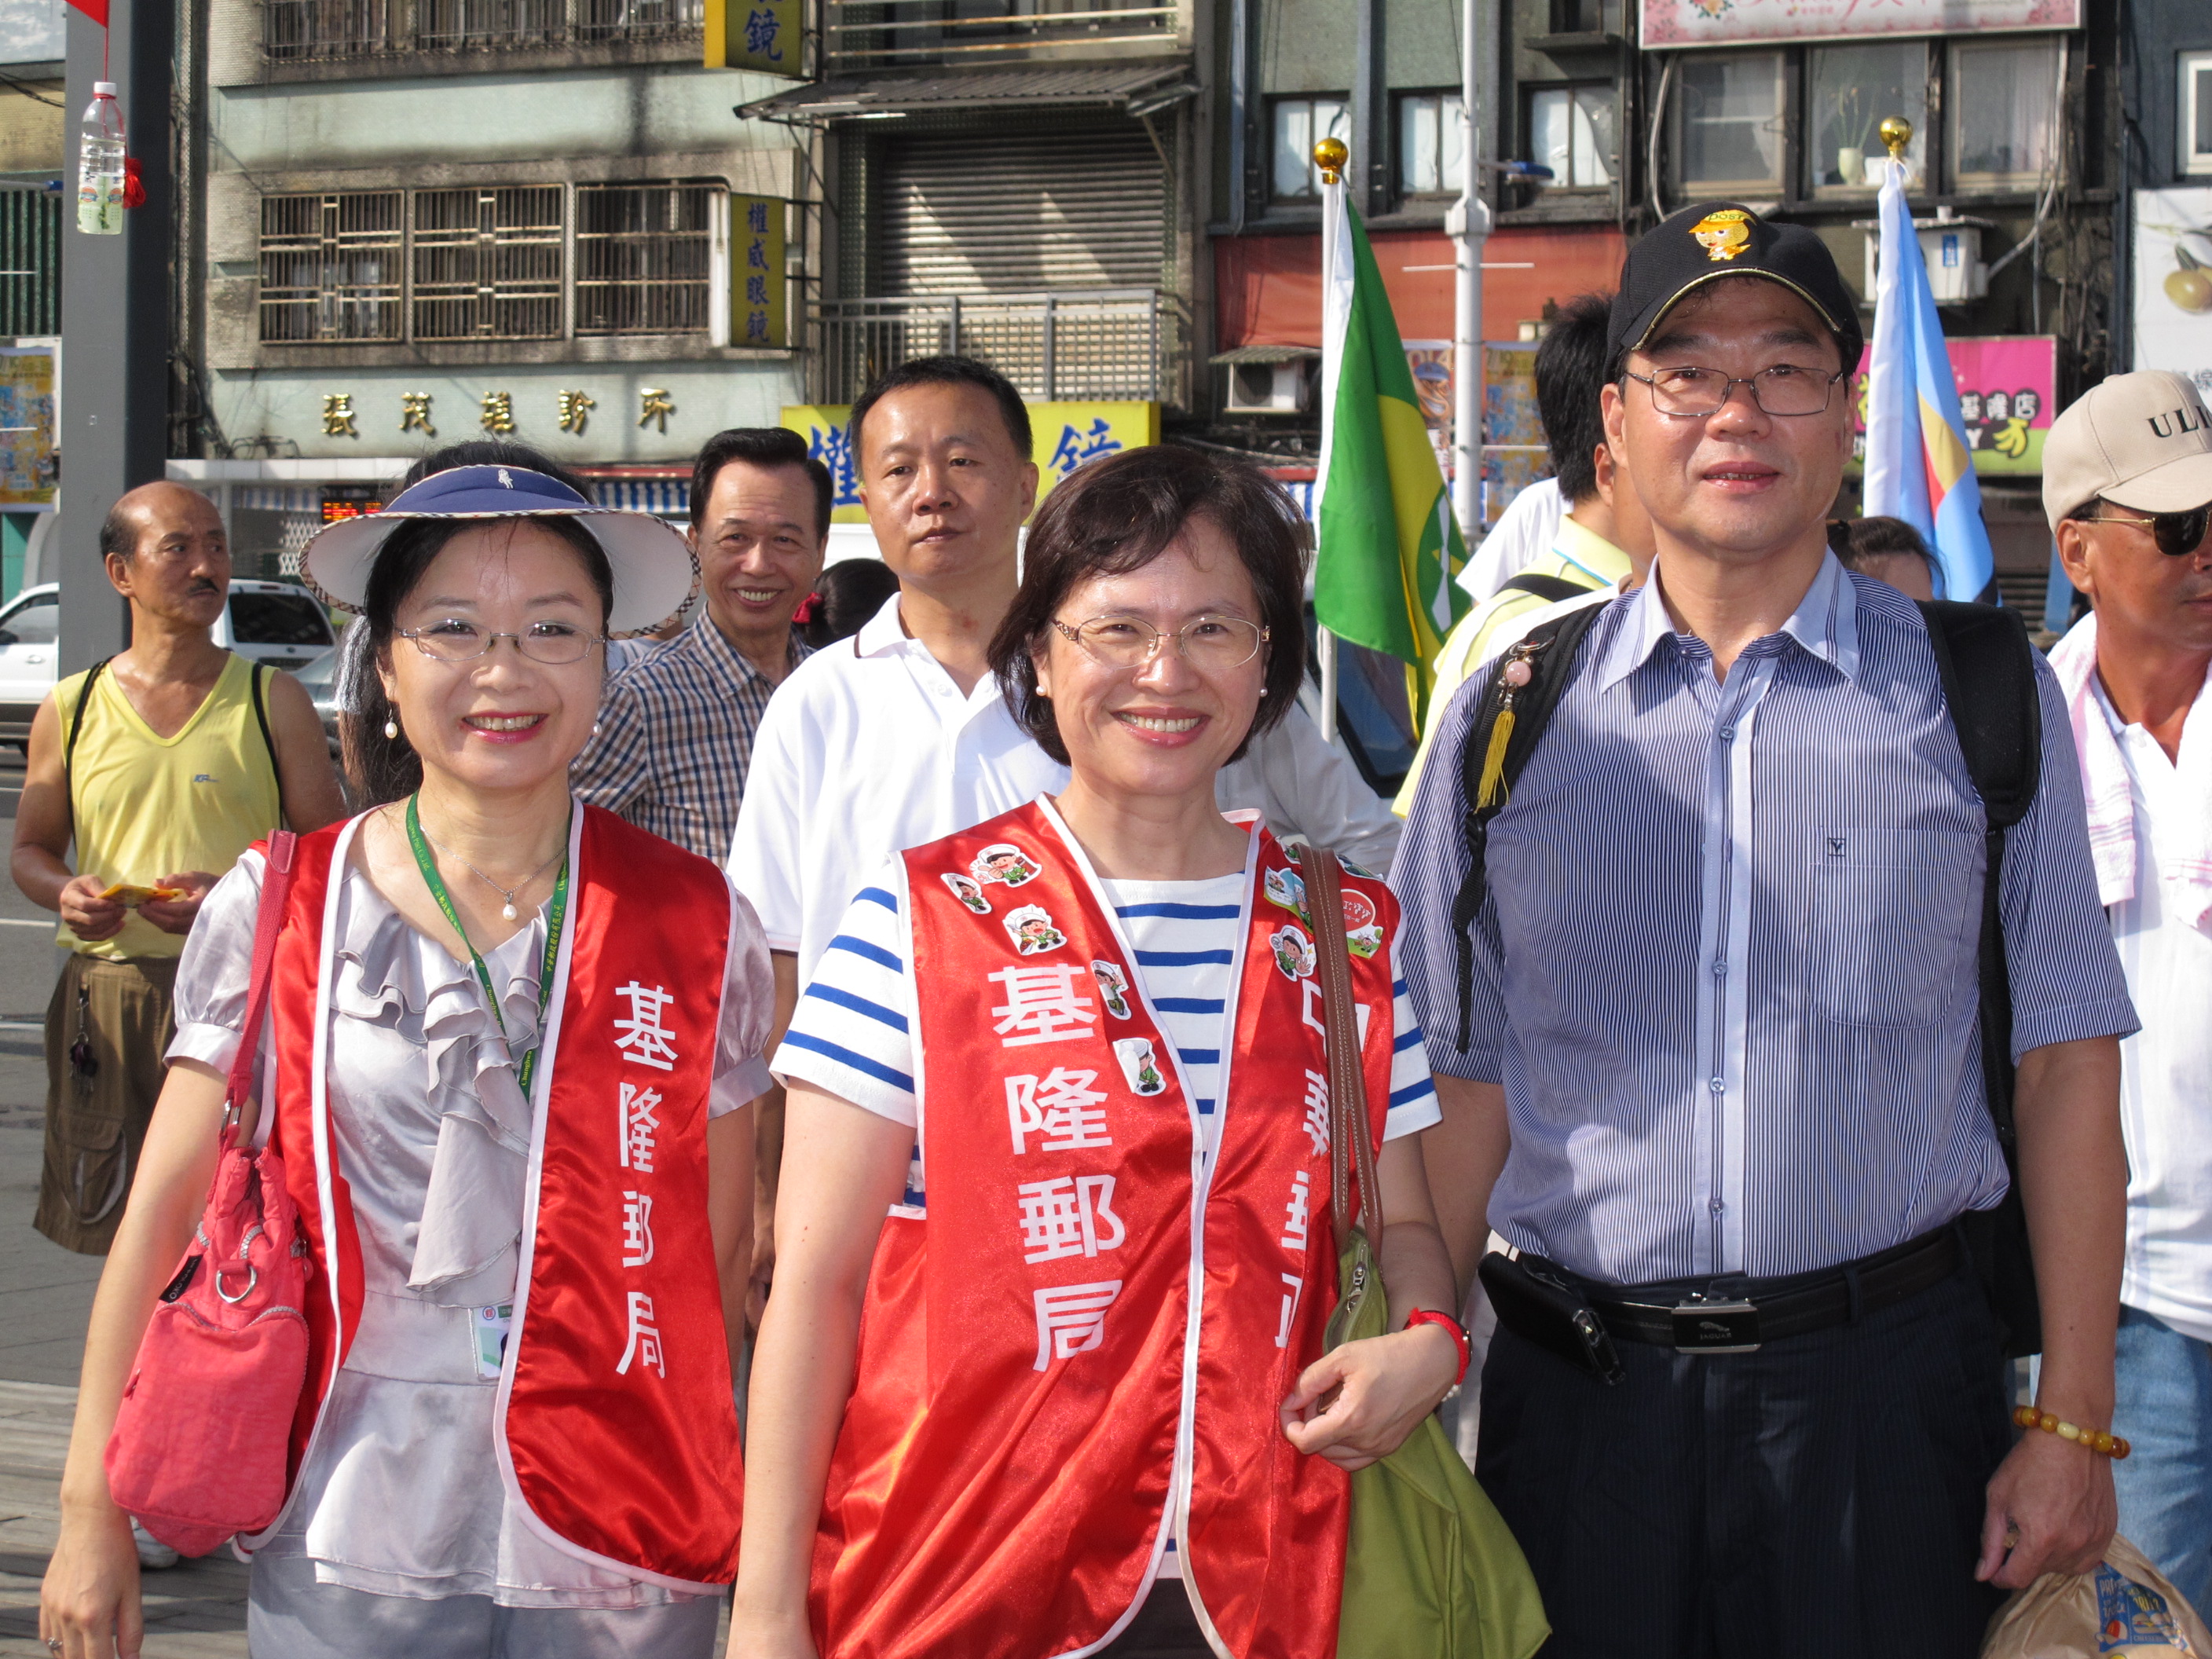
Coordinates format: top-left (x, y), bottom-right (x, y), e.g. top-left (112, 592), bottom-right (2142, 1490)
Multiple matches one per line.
top-left (1448, 0), bottom-right (1487, 547)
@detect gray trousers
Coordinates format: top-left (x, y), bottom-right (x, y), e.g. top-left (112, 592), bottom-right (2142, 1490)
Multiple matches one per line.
top-left (247, 1551), bottom-right (724, 1658)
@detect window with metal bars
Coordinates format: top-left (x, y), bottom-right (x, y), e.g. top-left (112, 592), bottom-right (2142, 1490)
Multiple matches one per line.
top-left (0, 189), bottom-right (59, 336)
top-left (258, 192), bottom-right (406, 342)
top-left (571, 0), bottom-right (703, 42)
top-left (573, 181), bottom-right (719, 336)
top-left (264, 0), bottom-right (390, 58)
top-left (409, 186), bottom-right (565, 340)
top-left (411, 0), bottom-right (562, 47)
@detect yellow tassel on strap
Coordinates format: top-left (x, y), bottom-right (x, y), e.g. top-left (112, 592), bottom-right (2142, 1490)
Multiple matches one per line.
top-left (1474, 707), bottom-right (1515, 809)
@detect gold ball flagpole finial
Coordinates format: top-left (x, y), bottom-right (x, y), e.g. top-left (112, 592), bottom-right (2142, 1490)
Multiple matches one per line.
top-left (1879, 116), bottom-right (1913, 160)
top-left (1313, 137), bottom-right (1348, 185)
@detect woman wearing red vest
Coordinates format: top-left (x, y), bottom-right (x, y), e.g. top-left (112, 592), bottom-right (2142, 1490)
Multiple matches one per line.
top-left (732, 446), bottom-right (1468, 1659)
top-left (43, 444), bottom-right (769, 1659)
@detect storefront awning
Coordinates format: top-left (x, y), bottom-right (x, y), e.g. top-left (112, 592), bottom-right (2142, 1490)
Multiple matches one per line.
top-left (736, 60), bottom-right (1198, 123)
top-left (1210, 344), bottom-right (1321, 366)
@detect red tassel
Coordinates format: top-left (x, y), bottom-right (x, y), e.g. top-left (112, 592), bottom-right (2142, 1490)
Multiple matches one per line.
top-left (122, 156), bottom-right (144, 210)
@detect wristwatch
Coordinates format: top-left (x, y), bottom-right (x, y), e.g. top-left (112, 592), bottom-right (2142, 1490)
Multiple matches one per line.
top-left (1404, 1307), bottom-right (1473, 1394)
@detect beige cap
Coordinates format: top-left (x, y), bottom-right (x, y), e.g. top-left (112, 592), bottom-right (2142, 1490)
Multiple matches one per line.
top-left (2042, 370), bottom-right (2212, 533)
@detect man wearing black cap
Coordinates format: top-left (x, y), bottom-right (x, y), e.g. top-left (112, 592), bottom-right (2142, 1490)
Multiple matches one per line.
top-left (1393, 203), bottom-right (2136, 1654)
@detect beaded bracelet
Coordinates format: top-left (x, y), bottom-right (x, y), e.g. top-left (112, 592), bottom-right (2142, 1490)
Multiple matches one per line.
top-left (2012, 1404), bottom-right (2130, 1459)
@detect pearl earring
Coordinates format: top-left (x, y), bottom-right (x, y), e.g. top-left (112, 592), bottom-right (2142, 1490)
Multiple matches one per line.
top-left (383, 720), bottom-right (398, 740)
top-left (591, 720), bottom-right (601, 737)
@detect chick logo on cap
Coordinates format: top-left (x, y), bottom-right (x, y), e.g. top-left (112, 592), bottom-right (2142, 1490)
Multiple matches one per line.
top-left (1690, 208), bottom-right (1753, 264)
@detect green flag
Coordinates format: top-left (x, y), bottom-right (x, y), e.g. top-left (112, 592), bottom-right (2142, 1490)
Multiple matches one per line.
top-left (1314, 193), bottom-right (1469, 730)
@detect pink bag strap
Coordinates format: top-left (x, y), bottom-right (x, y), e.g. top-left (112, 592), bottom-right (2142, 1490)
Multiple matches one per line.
top-left (223, 830), bottom-right (299, 1145)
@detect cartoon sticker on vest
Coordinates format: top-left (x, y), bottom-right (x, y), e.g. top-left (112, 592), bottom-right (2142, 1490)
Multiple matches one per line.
top-left (1090, 960), bottom-right (1132, 1020)
top-left (1112, 1035), bottom-right (1167, 1097)
top-left (972, 844), bottom-right (1041, 888)
top-left (1005, 903), bottom-right (1068, 957)
top-left (1339, 888), bottom-right (1383, 959)
top-left (1262, 864), bottom-right (1308, 921)
top-left (1269, 924), bottom-right (1317, 981)
top-left (943, 872), bottom-right (992, 914)
top-left (1690, 207), bottom-right (1752, 263)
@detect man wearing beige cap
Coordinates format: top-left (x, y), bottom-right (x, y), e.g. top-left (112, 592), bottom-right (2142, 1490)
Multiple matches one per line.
top-left (2045, 369), bottom-right (2212, 1612)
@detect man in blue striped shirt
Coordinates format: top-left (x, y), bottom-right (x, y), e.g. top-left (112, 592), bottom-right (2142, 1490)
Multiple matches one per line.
top-left (1396, 203), bottom-right (2137, 1657)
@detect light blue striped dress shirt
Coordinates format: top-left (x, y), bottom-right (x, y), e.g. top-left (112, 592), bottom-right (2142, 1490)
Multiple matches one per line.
top-left (1393, 555), bottom-right (2137, 1285)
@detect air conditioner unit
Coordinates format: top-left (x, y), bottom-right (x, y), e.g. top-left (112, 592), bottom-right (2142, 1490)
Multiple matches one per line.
top-left (1223, 357), bottom-right (1313, 414)
top-left (1858, 207), bottom-right (1996, 306)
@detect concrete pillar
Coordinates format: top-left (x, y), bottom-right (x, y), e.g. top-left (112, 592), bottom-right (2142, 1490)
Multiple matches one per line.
top-left (57, 0), bottom-right (174, 674)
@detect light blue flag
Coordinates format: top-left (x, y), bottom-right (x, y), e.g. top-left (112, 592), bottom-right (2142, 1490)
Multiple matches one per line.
top-left (1862, 156), bottom-right (1997, 602)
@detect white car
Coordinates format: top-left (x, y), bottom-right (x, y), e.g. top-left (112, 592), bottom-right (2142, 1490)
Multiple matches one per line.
top-left (0, 580), bottom-right (337, 746)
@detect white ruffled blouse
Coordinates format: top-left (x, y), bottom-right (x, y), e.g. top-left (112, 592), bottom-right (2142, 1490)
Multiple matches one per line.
top-left (169, 829), bottom-right (773, 1606)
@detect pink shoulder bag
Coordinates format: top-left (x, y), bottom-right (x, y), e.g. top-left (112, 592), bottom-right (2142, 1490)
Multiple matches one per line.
top-left (104, 831), bottom-right (313, 1557)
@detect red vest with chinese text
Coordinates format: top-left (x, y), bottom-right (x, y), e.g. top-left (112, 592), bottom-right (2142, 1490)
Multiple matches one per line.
top-left (813, 800), bottom-right (1399, 1659)
top-left (251, 806), bottom-right (744, 1588)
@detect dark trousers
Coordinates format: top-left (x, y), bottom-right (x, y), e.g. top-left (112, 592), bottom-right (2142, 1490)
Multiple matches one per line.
top-left (37, 954), bottom-right (177, 1254)
top-left (1475, 1259), bottom-right (2011, 1659)
top-left (1097, 1582), bottom-right (1212, 1658)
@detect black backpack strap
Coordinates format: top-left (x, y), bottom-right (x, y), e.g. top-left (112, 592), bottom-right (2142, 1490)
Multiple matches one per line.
top-left (247, 659), bottom-right (280, 786)
top-left (1917, 598), bottom-right (2044, 1354)
top-left (1496, 572), bottom-right (1588, 606)
top-left (62, 655), bottom-right (115, 787)
top-left (1448, 601), bottom-right (1610, 1053)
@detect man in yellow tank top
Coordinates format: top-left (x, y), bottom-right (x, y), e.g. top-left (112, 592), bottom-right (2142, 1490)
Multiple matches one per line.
top-left (9, 483), bottom-right (342, 1255)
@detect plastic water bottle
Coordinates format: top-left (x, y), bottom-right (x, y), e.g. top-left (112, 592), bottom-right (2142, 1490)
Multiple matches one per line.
top-left (76, 82), bottom-right (125, 236)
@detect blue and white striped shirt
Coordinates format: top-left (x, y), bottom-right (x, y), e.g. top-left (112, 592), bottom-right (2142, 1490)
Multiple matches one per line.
top-left (777, 860), bottom-right (1439, 1202)
top-left (1393, 555), bottom-right (2137, 1284)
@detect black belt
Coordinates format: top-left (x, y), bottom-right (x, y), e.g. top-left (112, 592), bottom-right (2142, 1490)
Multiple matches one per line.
top-left (1530, 1226), bottom-right (1964, 1355)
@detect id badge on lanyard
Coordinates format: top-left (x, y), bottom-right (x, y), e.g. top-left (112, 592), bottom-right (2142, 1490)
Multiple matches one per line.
top-left (474, 1302), bottom-right (515, 1380)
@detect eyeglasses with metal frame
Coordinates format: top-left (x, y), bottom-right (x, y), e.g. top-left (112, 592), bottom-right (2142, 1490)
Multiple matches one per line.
top-left (1052, 613), bottom-right (1270, 672)
top-left (397, 619), bottom-right (607, 665)
top-left (1621, 364), bottom-right (1850, 419)
top-left (2082, 504), bottom-right (2212, 558)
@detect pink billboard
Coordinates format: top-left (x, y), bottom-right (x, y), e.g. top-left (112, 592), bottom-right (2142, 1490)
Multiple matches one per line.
top-left (1848, 335), bottom-right (2056, 478)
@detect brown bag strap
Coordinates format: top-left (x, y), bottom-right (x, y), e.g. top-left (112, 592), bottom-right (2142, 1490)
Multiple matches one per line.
top-left (1301, 844), bottom-right (1382, 1244)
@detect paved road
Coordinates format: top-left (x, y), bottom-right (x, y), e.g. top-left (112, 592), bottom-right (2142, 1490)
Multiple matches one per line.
top-left (0, 752), bottom-right (253, 1656)
top-left (0, 753), bottom-right (102, 1390)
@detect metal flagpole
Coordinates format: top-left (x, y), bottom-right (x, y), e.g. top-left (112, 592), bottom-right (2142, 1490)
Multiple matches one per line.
top-left (1448, 0), bottom-right (1486, 548)
top-left (1314, 137), bottom-right (1348, 745)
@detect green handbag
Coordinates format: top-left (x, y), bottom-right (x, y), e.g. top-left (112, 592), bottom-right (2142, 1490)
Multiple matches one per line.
top-left (1302, 848), bottom-right (1549, 1659)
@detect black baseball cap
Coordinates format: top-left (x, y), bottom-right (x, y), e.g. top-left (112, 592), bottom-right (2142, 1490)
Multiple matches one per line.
top-left (1608, 202), bottom-right (1862, 373)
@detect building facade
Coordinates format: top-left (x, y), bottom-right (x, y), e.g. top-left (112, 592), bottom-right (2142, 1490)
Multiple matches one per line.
top-left (4, 0), bottom-right (2166, 610)
top-left (183, 0), bottom-right (810, 572)
top-left (0, 0), bottom-right (63, 603)
top-left (1199, 0), bottom-right (2130, 617)
top-left (2122, 2), bottom-right (2212, 400)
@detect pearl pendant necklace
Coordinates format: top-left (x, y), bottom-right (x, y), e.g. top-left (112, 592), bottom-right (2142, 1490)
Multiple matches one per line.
top-left (415, 819), bottom-right (564, 922)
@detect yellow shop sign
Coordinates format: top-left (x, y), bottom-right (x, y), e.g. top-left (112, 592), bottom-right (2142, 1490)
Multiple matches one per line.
top-left (781, 401), bottom-right (1161, 525)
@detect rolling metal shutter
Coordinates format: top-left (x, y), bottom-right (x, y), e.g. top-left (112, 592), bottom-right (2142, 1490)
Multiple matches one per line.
top-left (878, 122), bottom-right (1166, 295)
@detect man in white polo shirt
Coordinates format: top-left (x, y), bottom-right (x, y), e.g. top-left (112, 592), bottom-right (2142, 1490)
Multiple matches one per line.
top-left (729, 356), bottom-right (1401, 1298)
top-left (2045, 369), bottom-right (2212, 1613)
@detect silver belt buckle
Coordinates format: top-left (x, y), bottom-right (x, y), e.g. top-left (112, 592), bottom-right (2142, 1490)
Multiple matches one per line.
top-left (1669, 1296), bottom-right (1761, 1353)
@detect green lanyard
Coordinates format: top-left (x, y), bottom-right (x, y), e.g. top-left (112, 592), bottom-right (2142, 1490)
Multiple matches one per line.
top-left (404, 794), bottom-right (570, 1096)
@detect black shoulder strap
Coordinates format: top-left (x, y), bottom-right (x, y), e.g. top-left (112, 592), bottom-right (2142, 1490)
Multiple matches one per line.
top-left (1918, 600), bottom-right (2040, 833)
top-left (1448, 599), bottom-right (1610, 1052)
top-left (1917, 597), bottom-right (2045, 1354)
top-left (63, 655), bottom-right (115, 786)
top-left (247, 659), bottom-right (280, 785)
top-left (1496, 572), bottom-right (1588, 606)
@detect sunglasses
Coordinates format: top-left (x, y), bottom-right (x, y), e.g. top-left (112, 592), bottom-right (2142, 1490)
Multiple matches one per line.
top-left (2086, 504), bottom-right (2211, 558)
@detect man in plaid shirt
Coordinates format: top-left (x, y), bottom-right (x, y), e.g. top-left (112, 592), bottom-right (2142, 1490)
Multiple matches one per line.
top-left (573, 427), bottom-right (829, 859)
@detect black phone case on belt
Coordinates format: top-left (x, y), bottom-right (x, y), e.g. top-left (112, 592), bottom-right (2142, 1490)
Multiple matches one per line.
top-left (1478, 1251), bottom-right (1627, 1386)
